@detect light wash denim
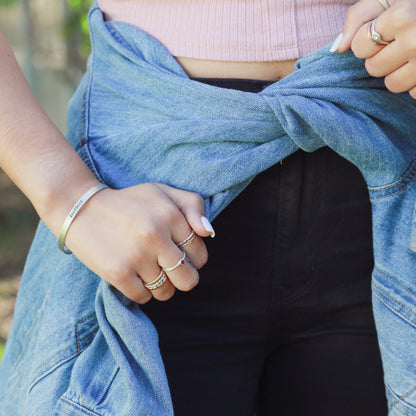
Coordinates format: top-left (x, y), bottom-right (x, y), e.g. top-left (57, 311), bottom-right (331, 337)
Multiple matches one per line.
top-left (1, 3), bottom-right (416, 415)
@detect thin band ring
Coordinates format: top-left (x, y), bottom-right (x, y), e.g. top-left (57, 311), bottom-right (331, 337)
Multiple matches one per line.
top-left (368, 18), bottom-right (390, 45)
top-left (144, 270), bottom-right (167, 290)
top-left (162, 251), bottom-right (187, 273)
top-left (177, 231), bottom-right (196, 248)
top-left (376, 0), bottom-right (389, 9)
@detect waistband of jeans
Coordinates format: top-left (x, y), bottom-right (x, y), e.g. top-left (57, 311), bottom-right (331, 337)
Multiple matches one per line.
top-left (190, 78), bottom-right (276, 93)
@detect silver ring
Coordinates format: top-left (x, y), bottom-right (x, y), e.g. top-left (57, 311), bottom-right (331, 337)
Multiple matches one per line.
top-left (162, 251), bottom-right (187, 273)
top-left (368, 18), bottom-right (390, 45)
top-left (177, 231), bottom-right (196, 248)
top-left (376, 0), bottom-right (389, 9)
top-left (144, 270), bottom-right (167, 290)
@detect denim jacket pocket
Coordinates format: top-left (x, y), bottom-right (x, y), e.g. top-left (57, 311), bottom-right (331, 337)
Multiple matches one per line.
top-left (53, 329), bottom-right (121, 416)
top-left (28, 313), bottom-right (99, 395)
top-left (4, 293), bottom-right (49, 400)
top-left (54, 396), bottom-right (102, 416)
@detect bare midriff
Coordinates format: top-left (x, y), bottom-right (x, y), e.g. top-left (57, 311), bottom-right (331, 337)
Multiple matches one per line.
top-left (175, 57), bottom-right (297, 81)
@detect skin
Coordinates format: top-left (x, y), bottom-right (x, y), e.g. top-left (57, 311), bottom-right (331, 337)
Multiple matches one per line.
top-left (337, 0), bottom-right (416, 98)
top-left (0, 30), bottom-right (212, 304)
top-left (0, 0), bottom-right (414, 304)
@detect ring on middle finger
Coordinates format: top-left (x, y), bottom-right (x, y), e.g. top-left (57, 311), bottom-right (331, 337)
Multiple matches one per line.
top-left (368, 18), bottom-right (390, 45)
top-left (162, 251), bottom-right (187, 273)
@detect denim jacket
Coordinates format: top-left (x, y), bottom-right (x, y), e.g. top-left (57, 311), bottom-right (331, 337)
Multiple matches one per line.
top-left (1, 3), bottom-right (416, 415)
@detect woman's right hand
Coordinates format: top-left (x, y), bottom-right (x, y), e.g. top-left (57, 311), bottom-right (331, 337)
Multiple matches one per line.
top-left (63, 182), bottom-right (213, 304)
top-left (0, 29), bottom-right (213, 304)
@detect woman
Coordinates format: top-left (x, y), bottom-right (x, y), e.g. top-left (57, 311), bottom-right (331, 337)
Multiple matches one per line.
top-left (0, 0), bottom-right (415, 415)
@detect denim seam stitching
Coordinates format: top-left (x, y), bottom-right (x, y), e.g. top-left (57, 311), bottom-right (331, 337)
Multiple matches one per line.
top-left (28, 331), bottom-right (96, 394)
top-left (81, 7), bottom-right (99, 174)
top-left (374, 266), bottom-right (416, 298)
top-left (76, 313), bottom-right (96, 355)
top-left (78, 67), bottom-right (91, 151)
top-left (373, 287), bottom-right (416, 327)
top-left (371, 171), bottom-right (416, 199)
top-left (386, 374), bottom-right (416, 413)
top-left (106, 22), bottom-right (137, 56)
top-left (28, 314), bottom-right (98, 393)
top-left (369, 157), bottom-right (416, 199)
top-left (369, 156), bottom-right (416, 192)
top-left (7, 292), bottom-right (50, 379)
top-left (391, 385), bottom-right (416, 411)
top-left (95, 366), bottom-right (120, 407)
top-left (36, 315), bottom-right (96, 374)
top-left (59, 396), bottom-right (101, 416)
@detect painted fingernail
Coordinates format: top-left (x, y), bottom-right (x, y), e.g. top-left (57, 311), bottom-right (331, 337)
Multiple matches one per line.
top-left (201, 216), bottom-right (215, 238)
top-left (330, 33), bottom-right (343, 53)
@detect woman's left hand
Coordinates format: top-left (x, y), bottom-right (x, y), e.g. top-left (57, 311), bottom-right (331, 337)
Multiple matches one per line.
top-left (333, 0), bottom-right (416, 98)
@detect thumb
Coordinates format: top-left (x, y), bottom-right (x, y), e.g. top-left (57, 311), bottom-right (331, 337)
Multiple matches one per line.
top-left (154, 183), bottom-right (215, 238)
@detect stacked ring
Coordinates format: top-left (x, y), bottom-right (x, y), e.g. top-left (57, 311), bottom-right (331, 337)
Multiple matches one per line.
top-left (376, 0), bottom-right (389, 9)
top-left (177, 231), bottom-right (196, 248)
top-left (368, 18), bottom-right (391, 45)
top-left (144, 270), bottom-right (167, 290)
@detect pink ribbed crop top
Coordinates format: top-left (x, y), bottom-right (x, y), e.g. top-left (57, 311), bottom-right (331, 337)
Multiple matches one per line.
top-left (98, 0), bottom-right (356, 62)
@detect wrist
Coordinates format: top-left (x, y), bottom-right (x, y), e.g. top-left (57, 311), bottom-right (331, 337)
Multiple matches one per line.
top-left (34, 170), bottom-right (102, 239)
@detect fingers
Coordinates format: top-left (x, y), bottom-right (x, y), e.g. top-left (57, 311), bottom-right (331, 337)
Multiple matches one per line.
top-left (177, 231), bottom-right (208, 270)
top-left (363, 40), bottom-right (408, 77)
top-left (154, 183), bottom-right (215, 238)
top-left (350, 20), bottom-right (387, 59)
top-left (335, 0), bottom-right (385, 53)
top-left (158, 245), bottom-right (200, 291)
top-left (134, 200), bottom-right (208, 301)
top-left (136, 229), bottom-right (206, 302)
top-left (66, 182), bottom-right (212, 304)
top-left (135, 253), bottom-right (177, 302)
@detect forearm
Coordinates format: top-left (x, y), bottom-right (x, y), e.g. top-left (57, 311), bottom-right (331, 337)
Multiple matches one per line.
top-left (0, 29), bottom-right (99, 236)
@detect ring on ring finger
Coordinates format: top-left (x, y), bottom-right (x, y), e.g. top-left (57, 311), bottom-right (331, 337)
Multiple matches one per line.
top-left (368, 18), bottom-right (390, 45)
top-left (144, 269), bottom-right (167, 290)
top-left (162, 251), bottom-right (187, 273)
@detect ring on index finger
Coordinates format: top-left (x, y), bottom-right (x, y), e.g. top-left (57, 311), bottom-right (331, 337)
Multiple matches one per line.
top-left (368, 18), bottom-right (391, 45)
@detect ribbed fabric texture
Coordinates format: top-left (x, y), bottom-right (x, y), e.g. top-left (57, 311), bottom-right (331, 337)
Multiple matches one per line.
top-left (98, 0), bottom-right (355, 61)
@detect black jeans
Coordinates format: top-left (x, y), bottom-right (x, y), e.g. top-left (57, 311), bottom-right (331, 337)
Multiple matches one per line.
top-left (141, 79), bottom-right (387, 416)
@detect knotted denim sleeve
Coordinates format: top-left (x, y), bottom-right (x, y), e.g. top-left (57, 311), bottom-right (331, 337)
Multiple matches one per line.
top-left (1, 2), bottom-right (416, 415)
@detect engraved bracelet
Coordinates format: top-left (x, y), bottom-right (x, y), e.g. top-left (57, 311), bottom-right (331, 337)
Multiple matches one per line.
top-left (58, 183), bottom-right (109, 254)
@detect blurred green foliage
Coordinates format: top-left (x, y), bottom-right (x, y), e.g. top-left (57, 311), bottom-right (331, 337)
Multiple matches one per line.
top-left (0, 0), bottom-right (18, 6)
top-left (65, 0), bottom-right (94, 65)
top-left (0, 0), bottom-right (94, 68)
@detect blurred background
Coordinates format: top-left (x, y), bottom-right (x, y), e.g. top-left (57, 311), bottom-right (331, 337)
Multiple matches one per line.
top-left (0, 0), bottom-right (93, 358)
